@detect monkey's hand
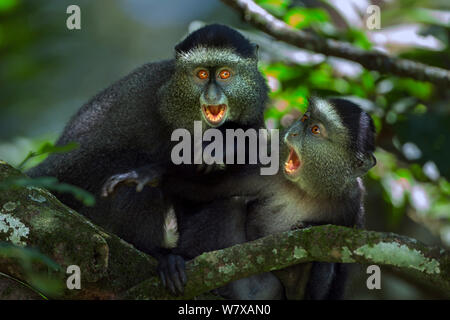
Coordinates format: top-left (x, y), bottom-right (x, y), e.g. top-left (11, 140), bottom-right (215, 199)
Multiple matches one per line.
top-left (101, 164), bottom-right (164, 197)
top-left (157, 254), bottom-right (187, 295)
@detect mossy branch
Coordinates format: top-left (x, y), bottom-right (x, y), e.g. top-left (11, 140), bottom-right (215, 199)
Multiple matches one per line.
top-left (0, 161), bottom-right (158, 299)
top-left (0, 161), bottom-right (448, 299)
top-left (124, 225), bottom-right (450, 299)
top-left (221, 0), bottom-right (450, 87)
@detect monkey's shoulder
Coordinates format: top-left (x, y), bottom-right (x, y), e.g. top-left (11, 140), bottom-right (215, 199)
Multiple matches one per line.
top-left (246, 177), bottom-right (309, 237)
top-left (249, 176), bottom-right (365, 238)
top-left (81, 59), bottom-right (175, 112)
top-left (59, 60), bottom-right (176, 147)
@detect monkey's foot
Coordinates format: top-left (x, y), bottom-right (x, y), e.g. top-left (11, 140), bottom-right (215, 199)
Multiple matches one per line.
top-left (157, 254), bottom-right (187, 295)
top-left (290, 222), bottom-right (306, 230)
top-left (101, 167), bottom-right (162, 197)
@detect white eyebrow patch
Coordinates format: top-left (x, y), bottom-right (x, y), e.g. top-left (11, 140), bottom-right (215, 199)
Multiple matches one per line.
top-left (176, 46), bottom-right (248, 65)
top-left (314, 98), bottom-right (346, 130)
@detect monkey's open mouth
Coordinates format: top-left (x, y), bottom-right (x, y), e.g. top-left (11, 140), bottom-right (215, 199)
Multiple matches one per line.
top-left (202, 104), bottom-right (227, 126)
top-left (284, 147), bottom-right (301, 176)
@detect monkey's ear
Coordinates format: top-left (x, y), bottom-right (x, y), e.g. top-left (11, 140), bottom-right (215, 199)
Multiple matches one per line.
top-left (354, 153), bottom-right (376, 177)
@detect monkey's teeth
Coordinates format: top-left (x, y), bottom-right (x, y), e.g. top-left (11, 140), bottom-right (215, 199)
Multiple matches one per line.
top-left (204, 105), bottom-right (226, 123)
top-left (284, 149), bottom-right (301, 174)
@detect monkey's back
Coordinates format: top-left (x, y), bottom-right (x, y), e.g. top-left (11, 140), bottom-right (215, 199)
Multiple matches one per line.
top-left (28, 60), bottom-right (176, 207)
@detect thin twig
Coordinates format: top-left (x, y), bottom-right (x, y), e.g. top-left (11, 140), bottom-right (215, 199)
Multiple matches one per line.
top-left (222, 0), bottom-right (450, 87)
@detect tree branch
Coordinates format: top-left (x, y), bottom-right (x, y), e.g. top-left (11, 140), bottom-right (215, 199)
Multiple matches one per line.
top-left (124, 225), bottom-right (450, 299)
top-left (0, 161), bottom-right (159, 299)
top-left (221, 0), bottom-right (450, 87)
top-left (0, 161), bottom-right (448, 299)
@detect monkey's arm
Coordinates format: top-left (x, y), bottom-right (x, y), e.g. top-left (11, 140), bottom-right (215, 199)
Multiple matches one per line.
top-left (101, 162), bottom-right (166, 197)
top-left (100, 162), bottom-right (227, 198)
top-left (162, 165), bottom-right (272, 203)
top-left (28, 60), bottom-right (176, 184)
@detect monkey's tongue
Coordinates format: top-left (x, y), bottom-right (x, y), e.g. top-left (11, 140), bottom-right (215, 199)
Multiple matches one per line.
top-left (203, 104), bottom-right (227, 124)
top-left (285, 148), bottom-right (301, 174)
top-left (208, 105), bottom-right (222, 116)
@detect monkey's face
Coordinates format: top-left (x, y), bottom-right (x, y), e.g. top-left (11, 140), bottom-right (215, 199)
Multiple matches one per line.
top-left (282, 99), bottom-right (359, 197)
top-left (163, 47), bottom-right (268, 132)
top-left (196, 67), bottom-right (231, 127)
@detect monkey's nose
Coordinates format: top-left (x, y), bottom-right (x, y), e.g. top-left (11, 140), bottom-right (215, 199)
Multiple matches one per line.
top-left (205, 84), bottom-right (221, 103)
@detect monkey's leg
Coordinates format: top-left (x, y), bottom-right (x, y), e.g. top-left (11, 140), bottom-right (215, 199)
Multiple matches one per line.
top-left (101, 163), bottom-right (165, 197)
top-left (153, 249), bottom-right (187, 295)
top-left (273, 263), bottom-right (313, 300)
top-left (93, 184), bottom-right (187, 295)
top-left (215, 273), bottom-right (284, 300)
top-left (173, 197), bottom-right (284, 299)
top-left (304, 262), bottom-right (341, 300)
top-left (286, 224), bottom-right (344, 300)
top-left (324, 263), bottom-right (350, 300)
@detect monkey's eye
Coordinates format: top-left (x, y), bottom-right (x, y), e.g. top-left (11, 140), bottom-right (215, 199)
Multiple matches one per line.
top-left (197, 70), bottom-right (209, 80)
top-left (300, 114), bottom-right (308, 123)
top-left (219, 69), bottom-right (231, 79)
top-left (311, 125), bottom-right (320, 135)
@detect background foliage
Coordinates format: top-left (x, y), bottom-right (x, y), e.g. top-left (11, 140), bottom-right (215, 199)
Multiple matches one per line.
top-left (0, 0), bottom-right (449, 299)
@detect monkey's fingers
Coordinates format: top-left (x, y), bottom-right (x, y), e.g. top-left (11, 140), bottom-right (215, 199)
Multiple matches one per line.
top-left (158, 263), bottom-right (176, 294)
top-left (167, 255), bottom-right (185, 294)
top-left (101, 179), bottom-right (117, 197)
top-left (159, 270), bottom-right (167, 288)
top-left (157, 254), bottom-right (186, 295)
top-left (101, 172), bottom-right (139, 197)
top-left (101, 177), bottom-right (123, 197)
top-left (176, 256), bottom-right (187, 285)
top-left (166, 277), bottom-right (176, 295)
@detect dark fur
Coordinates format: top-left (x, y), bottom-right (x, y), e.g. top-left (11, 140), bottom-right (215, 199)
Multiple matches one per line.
top-left (175, 24), bottom-right (256, 58)
top-left (27, 25), bottom-right (268, 292)
top-left (328, 98), bottom-right (376, 156)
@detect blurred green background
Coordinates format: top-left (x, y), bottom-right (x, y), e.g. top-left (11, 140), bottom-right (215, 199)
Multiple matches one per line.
top-left (0, 0), bottom-right (449, 299)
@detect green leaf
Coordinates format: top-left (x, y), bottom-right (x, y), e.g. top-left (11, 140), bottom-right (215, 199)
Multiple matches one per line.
top-left (396, 78), bottom-right (433, 100)
top-left (0, 243), bottom-right (63, 298)
top-left (361, 71), bottom-right (375, 91)
top-left (36, 141), bottom-right (79, 155)
top-left (395, 168), bottom-right (413, 183)
top-left (28, 273), bottom-right (64, 297)
top-left (0, 176), bottom-right (95, 207)
top-left (346, 29), bottom-right (372, 50)
top-left (439, 179), bottom-right (450, 195)
top-left (0, 0), bottom-right (18, 12)
top-left (0, 243), bottom-right (60, 272)
top-left (256, 0), bottom-right (291, 17)
top-left (17, 141), bottom-right (79, 170)
top-left (284, 8), bottom-right (329, 29)
top-left (263, 63), bottom-right (304, 82)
